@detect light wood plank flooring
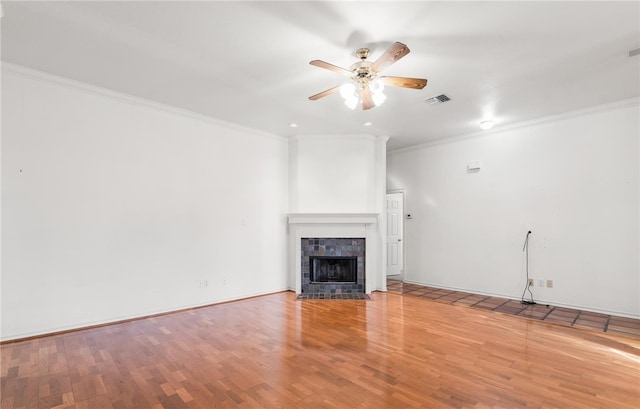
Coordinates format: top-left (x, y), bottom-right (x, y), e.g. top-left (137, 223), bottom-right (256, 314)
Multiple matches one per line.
top-left (2, 291), bottom-right (639, 408)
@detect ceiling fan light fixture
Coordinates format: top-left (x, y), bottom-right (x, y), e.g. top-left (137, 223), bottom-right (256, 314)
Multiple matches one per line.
top-left (344, 96), bottom-right (359, 110)
top-left (372, 91), bottom-right (387, 107)
top-left (368, 78), bottom-right (387, 107)
top-left (340, 83), bottom-right (359, 109)
top-left (480, 120), bottom-right (494, 130)
top-left (369, 78), bottom-right (384, 94)
top-left (339, 83), bottom-right (356, 99)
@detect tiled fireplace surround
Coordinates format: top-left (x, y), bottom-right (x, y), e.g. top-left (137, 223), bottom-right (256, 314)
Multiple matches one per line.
top-left (301, 238), bottom-right (365, 294)
top-left (288, 213), bottom-right (378, 295)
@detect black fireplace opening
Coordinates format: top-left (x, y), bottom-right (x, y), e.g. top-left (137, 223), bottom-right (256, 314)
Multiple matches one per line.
top-left (310, 256), bottom-right (357, 283)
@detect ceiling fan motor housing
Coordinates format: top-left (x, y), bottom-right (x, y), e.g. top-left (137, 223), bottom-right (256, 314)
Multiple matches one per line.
top-left (351, 61), bottom-right (375, 85)
top-left (356, 48), bottom-right (370, 60)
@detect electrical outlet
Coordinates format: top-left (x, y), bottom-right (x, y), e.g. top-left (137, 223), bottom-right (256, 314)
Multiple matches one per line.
top-left (198, 280), bottom-right (208, 288)
top-left (546, 279), bottom-right (553, 288)
top-left (537, 279), bottom-right (545, 287)
top-left (222, 279), bottom-right (228, 285)
top-left (528, 278), bottom-right (534, 286)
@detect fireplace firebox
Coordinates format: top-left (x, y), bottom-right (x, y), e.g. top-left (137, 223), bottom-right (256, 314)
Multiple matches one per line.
top-left (310, 256), bottom-right (357, 283)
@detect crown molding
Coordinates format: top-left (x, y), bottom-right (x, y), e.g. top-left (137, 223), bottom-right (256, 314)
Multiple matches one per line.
top-left (1, 62), bottom-right (288, 144)
top-left (289, 134), bottom-right (378, 143)
top-left (389, 97), bottom-right (640, 155)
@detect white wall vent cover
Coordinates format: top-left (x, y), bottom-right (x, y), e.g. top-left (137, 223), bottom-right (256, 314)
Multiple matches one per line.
top-left (425, 94), bottom-right (451, 105)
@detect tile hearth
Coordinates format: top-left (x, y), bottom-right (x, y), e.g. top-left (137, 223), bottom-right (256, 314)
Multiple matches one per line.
top-left (296, 293), bottom-right (371, 300)
top-left (387, 279), bottom-right (640, 338)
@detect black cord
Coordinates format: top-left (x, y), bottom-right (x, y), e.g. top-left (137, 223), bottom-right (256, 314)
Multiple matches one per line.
top-left (521, 230), bottom-right (536, 305)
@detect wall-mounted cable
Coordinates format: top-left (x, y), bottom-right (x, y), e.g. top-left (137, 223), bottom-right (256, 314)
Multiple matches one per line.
top-left (521, 230), bottom-right (536, 305)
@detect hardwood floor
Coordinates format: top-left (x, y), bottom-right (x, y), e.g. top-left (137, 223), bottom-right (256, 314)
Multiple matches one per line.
top-left (2, 291), bottom-right (639, 408)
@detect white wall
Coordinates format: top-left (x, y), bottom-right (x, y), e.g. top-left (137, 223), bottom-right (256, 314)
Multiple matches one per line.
top-left (1, 65), bottom-right (289, 341)
top-left (387, 101), bottom-right (639, 317)
top-left (289, 135), bottom-right (378, 213)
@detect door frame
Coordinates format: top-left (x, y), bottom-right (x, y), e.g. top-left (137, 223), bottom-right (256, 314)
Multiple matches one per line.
top-left (386, 188), bottom-right (406, 281)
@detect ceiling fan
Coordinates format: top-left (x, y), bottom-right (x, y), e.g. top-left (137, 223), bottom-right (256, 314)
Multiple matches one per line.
top-left (308, 42), bottom-right (427, 110)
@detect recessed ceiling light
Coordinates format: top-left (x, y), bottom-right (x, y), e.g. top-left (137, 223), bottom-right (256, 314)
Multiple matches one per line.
top-left (363, 121), bottom-right (373, 127)
top-left (289, 122), bottom-right (298, 128)
top-left (480, 120), bottom-right (494, 130)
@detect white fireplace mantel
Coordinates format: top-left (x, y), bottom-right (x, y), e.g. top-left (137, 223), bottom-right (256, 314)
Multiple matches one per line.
top-left (288, 213), bottom-right (378, 225)
top-left (288, 213), bottom-right (380, 294)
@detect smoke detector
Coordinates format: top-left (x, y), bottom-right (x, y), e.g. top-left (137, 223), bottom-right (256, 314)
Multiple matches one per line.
top-left (425, 94), bottom-right (451, 105)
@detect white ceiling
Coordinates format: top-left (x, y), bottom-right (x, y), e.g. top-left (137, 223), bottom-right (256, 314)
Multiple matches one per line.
top-left (2, 1), bottom-right (639, 150)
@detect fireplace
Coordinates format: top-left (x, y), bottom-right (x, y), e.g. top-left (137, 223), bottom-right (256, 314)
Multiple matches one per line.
top-left (301, 238), bottom-right (365, 294)
top-left (311, 256), bottom-right (357, 283)
top-left (288, 213), bottom-right (379, 295)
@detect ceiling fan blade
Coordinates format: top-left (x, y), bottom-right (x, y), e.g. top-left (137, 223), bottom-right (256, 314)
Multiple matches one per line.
top-left (371, 42), bottom-right (410, 73)
top-left (380, 76), bottom-right (427, 89)
top-left (360, 87), bottom-right (375, 110)
top-left (308, 85), bottom-right (341, 100)
top-left (309, 60), bottom-right (353, 76)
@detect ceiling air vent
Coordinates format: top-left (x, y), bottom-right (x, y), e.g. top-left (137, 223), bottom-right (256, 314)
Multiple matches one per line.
top-left (425, 94), bottom-right (451, 105)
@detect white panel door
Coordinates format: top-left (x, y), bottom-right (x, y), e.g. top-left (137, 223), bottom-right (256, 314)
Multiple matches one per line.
top-left (386, 193), bottom-right (404, 275)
